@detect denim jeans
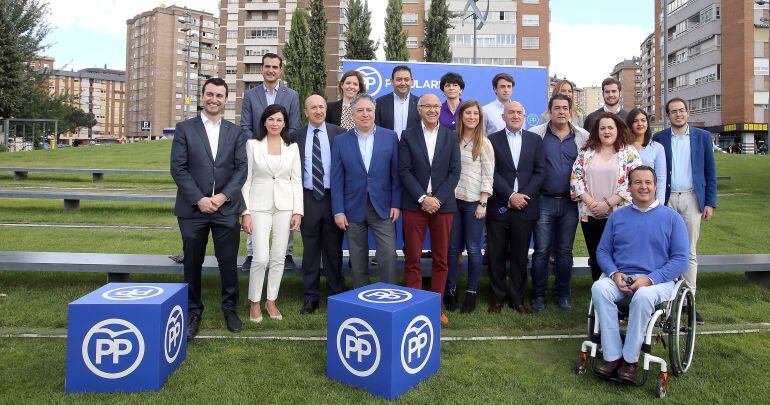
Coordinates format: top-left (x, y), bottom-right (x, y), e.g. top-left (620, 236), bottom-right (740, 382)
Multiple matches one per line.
top-left (446, 199), bottom-right (485, 293)
top-left (532, 196), bottom-right (578, 299)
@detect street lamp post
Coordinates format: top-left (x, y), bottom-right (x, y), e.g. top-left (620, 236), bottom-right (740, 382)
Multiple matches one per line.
top-left (179, 10), bottom-right (193, 121)
top-left (757, 0), bottom-right (770, 151)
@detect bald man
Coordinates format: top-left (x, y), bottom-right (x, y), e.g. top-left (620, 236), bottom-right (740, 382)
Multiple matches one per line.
top-left (399, 93), bottom-right (461, 325)
top-left (486, 101), bottom-right (545, 315)
top-left (293, 95), bottom-right (347, 314)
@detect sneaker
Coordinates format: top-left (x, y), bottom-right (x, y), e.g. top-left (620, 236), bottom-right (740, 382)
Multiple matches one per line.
top-left (241, 255), bottom-right (252, 272)
top-left (531, 296), bottom-right (546, 313)
top-left (556, 297), bottom-right (574, 312)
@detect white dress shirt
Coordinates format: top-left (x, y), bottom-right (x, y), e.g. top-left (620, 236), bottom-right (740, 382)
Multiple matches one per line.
top-left (201, 113), bottom-right (221, 196)
top-left (393, 93), bottom-right (411, 138)
top-left (483, 99), bottom-right (507, 135)
top-left (264, 82), bottom-right (279, 105)
top-left (505, 127), bottom-right (522, 194)
top-left (422, 122), bottom-right (439, 193)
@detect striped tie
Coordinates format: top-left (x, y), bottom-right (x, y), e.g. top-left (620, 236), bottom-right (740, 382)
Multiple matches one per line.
top-left (312, 128), bottom-right (325, 200)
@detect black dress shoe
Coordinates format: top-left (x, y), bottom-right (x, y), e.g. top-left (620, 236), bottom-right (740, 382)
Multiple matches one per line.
top-left (444, 290), bottom-right (457, 312)
top-left (224, 310), bottom-right (242, 333)
top-left (300, 300), bottom-right (319, 315)
top-left (187, 313), bottom-right (201, 341)
top-left (556, 297), bottom-right (574, 312)
top-left (284, 255), bottom-right (296, 270)
top-left (460, 292), bottom-right (477, 313)
top-left (241, 255), bottom-right (253, 272)
top-left (594, 358), bottom-right (622, 378)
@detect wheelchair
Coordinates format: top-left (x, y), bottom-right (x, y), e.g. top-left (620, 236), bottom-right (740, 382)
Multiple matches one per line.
top-left (575, 278), bottom-right (696, 398)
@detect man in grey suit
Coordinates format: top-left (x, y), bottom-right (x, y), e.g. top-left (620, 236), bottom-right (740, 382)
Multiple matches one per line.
top-left (294, 95), bottom-right (347, 314)
top-left (170, 78), bottom-right (248, 339)
top-left (240, 52), bottom-right (302, 271)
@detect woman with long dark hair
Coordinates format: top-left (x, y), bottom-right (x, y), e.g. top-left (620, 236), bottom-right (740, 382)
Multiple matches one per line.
top-left (570, 112), bottom-right (641, 280)
top-left (241, 104), bottom-right (303, 322)
top-left (626, 108), bottom-right (666, 203)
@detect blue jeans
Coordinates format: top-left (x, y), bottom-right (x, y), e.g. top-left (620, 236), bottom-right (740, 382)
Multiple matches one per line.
top-left (446, 199), bottom-right (485, 293)
top-left (532, 196), bottom-right (578, 299)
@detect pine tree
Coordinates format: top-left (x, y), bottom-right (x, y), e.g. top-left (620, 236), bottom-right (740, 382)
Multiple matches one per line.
top-left (345, 0), bottom-right (377, 60)
top-left (0, 0), bottom-right (51, 119)
top-left (283, 8), bottom-right (313, 114)
top-left (423, 0), bottom-right (453, 63)
top-left (307, 0), bottom-right (327, 96)
top-left (384, 0), bottom-right (410, 61)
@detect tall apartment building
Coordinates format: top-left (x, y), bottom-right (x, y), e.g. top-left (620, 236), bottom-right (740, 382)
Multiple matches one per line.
top-left (218, 0), bottom-right (345, 123)
top-left (655, 0), bottom-right (767, 152)
top-left (582, 86), bottom-right (603, 115)
top-left (30, 56), bottom-right (55, 72)
top-left (46, 68), bottom-right (127, 144)
top-left (610, 57), bottom-right (642, 113)
top-left (639, 33), bottom-right (658, 120)
top-left (126, 6), bottom-right (219, 140)
top-left (403, 0), bottom-right (549, 67)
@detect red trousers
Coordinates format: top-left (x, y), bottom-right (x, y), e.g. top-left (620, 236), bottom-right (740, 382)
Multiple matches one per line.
top-left (402, 209), bottom-right (453, 303)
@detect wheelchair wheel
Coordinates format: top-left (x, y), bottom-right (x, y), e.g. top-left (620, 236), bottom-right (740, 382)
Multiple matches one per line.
top-left (668, 285), bottom-right (696, 376)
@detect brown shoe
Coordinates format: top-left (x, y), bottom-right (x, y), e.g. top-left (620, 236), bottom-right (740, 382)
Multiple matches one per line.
top-left (440, 312), bottom-right (449, 326)
top-left (616, 361), bottom-right (638, 383)
top-left (488, 303), bottom-right (502, 314)
top-left (594, 358), bottom-right (623, 378)
top-left (513, 304), bottom-right (533, 315)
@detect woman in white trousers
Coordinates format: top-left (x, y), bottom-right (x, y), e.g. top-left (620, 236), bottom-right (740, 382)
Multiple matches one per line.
top-left (241, 104), bottom-right (303, 322)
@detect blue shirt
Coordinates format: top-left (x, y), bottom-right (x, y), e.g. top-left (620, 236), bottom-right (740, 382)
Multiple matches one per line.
top-left (303, 123), bottom-right (331, 189)
top-left (638, 140), bottom-right (667, 203)
top-left (355, 127), bottom-right (376, 172)
top-left (596, 203), bottom-right (689, 285)
top-left (541, 126), bottom-right (577, 196)
top-left (505, 128), bottom-right (522, 193)
top-left (670, 125), bottom-right (693, 192)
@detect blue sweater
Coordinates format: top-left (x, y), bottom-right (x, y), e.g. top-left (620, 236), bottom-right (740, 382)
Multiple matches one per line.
top-left (597, 204), bottom-right (689, 285)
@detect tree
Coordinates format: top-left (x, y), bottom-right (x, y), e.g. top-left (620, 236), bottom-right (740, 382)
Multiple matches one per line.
top-left (384, 0), bottom-right (410, 61)
top-left (345, 0), bottom-right (377, 60)
top-left (283, 7), bottom-right (313, 112)
top-left (423, 0), bottom-right (453, 63)
top-left (307, 0), bottom-right (328, 96)
top-left (0, 0), bottom-right (51, 119)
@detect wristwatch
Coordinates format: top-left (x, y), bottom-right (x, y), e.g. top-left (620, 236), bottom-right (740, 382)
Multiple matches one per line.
top-left (479, 202), bottom-right (487, 208)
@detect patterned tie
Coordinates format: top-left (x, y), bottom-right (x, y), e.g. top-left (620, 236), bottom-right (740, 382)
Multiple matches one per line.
top-left (312, 128), bottom-right (325, 200)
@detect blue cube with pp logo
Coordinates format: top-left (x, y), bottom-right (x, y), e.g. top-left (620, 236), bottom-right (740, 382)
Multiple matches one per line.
top-left (65, 283), bottom-right (187, 393)
top-left (326, 282), bottom-right (441, 400)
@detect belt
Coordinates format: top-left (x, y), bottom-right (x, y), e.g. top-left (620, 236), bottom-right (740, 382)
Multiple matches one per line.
top-left (305, 187), bottom-right (331, 192)
top-left (670, 189), bottom-right (694, 194)
top-left (543, 193), bottom-right (570, 199)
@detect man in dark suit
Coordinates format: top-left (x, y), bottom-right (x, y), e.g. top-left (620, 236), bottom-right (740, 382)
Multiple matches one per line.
top-left (293, 95), bottom-right (347, 314)
top-left (170, 78), bottom-right (248, 339)
top-left (653, 97), bottom-right (716, 324)
top-left (240, 52), bottom-right (301, 271)
top-left (486, 101), bottom-right (546, 315)
top-left (374, 65), bottom-right (420, 139)
top-left (399, 93), bottom-right (461, 326)
top-left (332, 93), bottom-right (402, 288)
top-left (583, 77), bottom-right (628, 131)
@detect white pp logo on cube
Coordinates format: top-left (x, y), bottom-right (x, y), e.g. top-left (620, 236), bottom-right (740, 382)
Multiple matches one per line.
top-left (164, 305), bottom-right (184, 363)
top-left (81, 318), bottom-right (145, 379)
top-left (400, 315), bottom-right (434, 374)
top-left (336, 318), bottom-right (381, 377)
top-left (358, 288), bottom-right (412, 304)
top-left (102, 286), bottom-right (164, 301)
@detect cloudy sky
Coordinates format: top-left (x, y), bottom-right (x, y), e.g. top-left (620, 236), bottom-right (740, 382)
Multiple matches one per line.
top-left (45, 0), bottom-right (653, 88)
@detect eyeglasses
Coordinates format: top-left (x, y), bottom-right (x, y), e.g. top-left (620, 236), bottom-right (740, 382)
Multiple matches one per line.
top-left (668, 108), bottom-right (687, 115)
top-left (419, 104), bottom-right (442, 110)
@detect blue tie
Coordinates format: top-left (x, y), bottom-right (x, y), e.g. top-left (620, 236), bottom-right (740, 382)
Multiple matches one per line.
top-left (312, 128), bottom-right (325, 200)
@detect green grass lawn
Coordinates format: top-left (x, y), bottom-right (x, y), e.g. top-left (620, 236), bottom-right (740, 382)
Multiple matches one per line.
top-left (1, 143), bottom-right (769, 402)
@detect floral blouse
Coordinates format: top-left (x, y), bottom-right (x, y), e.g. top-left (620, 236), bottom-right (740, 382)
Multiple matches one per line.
top-left (570, 145), bottom-right (641, 222)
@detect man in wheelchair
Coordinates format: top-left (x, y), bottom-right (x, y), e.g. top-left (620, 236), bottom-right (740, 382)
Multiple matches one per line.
top-left (591, 165), bottom-right (689, 383)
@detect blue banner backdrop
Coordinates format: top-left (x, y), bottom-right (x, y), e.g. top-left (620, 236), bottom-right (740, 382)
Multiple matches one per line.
top-left (341, 60), bottom-right (548, 129)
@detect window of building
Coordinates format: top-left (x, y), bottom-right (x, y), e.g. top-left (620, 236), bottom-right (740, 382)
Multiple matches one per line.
top-left (250, 28), bottom-right (278, 39)
top-left (521, 14), bottom-right (539, 27)
top-left (227, 47), bottom-right (237, 57)
top-left (521, 60), bottom-right (540, 67)
top-left (406, 36), bottom-right (419, 49)
top-left (755, 57), bottom-right (769, 75)
top-left (522, 37), bottom-right (540, 50)
top-left (522, 0), bottom-right (539, 3)
top-left (402, 12), bottom-right (418, 25)
top-left (227, 30), bottom-right (237, 39)
top-left (226, 67), bottom-right (237, 75)
top-left (500, 11), bottom-right (515, 22)
top-left (228, 13), bottom-right (238, 23)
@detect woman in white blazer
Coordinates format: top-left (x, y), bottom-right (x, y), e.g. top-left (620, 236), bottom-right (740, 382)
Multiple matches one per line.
top-left (241, 104), bottom-right (303, 322)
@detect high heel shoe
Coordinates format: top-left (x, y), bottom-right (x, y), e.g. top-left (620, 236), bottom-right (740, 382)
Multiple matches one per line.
top-left (266, 300), bottom-right (283, 320)
top-left (249, 302), bottom-right (263, 323)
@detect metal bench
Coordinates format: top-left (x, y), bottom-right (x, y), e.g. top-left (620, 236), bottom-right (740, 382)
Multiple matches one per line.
top-left (1, 251), bottom-right (768, 288)
top-left (0, 167), bottom-right (169, 183)
top-left (0, 188), bottom-right (175, 211)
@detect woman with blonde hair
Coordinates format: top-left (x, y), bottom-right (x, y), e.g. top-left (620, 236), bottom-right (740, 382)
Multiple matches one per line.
top-left (540, 79), bottom-right (583, 128)
top-left (444, 99), bottom-right (494, 313)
